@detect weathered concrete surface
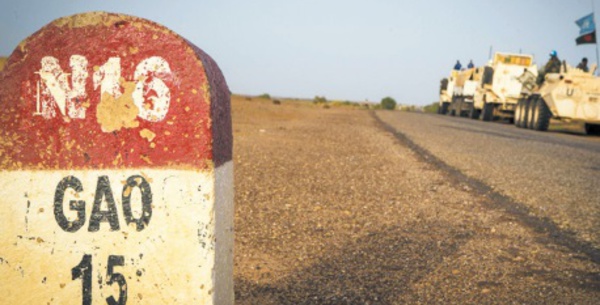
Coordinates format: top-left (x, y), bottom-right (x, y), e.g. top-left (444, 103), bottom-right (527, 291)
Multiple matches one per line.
top-left (0, 12), bottom-right (232, 304)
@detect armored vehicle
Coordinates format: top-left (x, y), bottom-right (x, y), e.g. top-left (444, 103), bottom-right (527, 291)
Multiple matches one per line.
top-left (471, 52), bottom-right (537, 121)
top-left (515, 62), bottom-right (600, 135)
top-left (438, 68), bottom-right (479, 116)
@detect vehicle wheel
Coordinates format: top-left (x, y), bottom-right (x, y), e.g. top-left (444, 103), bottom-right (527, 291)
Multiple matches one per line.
top-left (519, 98), bottom-right (530, 127)
top-left (527, 98), bottom-right (537, 129)
top-left (584, 123), bottom-right (600, 135)
top-left (521, 98), bottom-right (531, 128)
top-left (532, 98), bottom-right (551, 131)
top-left (481, 102), bottom-right (494, 121)
top-left (469, 104), bottom-right (480, 119)
top-left (514, 99), bottom-right (524, 127)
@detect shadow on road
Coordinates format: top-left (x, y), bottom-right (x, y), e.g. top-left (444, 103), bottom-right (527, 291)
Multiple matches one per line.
top-left (235, 223), bottom-right (471, 305)
top-left (373, 112), bottom-right (600, 266)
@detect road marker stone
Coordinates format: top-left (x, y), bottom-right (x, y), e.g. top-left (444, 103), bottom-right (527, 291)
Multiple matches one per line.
top-left (0, 11), bottom-right (233, 304)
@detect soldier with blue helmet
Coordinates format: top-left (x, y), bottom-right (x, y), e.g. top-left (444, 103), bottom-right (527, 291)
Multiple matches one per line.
top-left (537, 50), bottom-right (561, 85)
top-left (454, 60), bottom-right (462, 70)
top-left (544, 50), bottom-right (561, 73)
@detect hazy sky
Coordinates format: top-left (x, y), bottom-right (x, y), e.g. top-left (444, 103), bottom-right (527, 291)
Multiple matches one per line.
top-left (0, 0), bottom-right (597, 105)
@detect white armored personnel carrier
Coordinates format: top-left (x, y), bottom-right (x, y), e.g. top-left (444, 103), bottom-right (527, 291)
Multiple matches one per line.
top-left (515, 61), bottom-right (600, 135)
top-left (471, 52), bottom-right (538, 121)
top-left (438, 68), bottom-right (479, 116)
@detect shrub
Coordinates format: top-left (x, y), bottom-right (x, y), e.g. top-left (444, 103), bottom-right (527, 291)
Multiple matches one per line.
top-left (423, 102), bottom-right (440, 113)
top-left (313, 95), bottom-right (328, 104)
top-left (258, 93), bottom-right (271, 99)
top-left (380, 97), bottom-right (397, 110)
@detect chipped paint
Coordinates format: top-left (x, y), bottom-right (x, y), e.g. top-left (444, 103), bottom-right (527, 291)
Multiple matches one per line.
top-left (0, 168), bottom-right (229, 304)
top-left (93, 57), bottom-right (122, 101)
top-left (53, 11), bottom-right (129, 29)
top-left (0, 11), bottom-right (232, 169)
top-left (0, 11), bottom-right (233, 305)
top-left (132, 56), bottom-right (172, 122)
top-left (140, 128), bottom-right (156, 142)
top-left (36, 55), bottom-right (88, 119)
top-left (96, 80), bottom-right (140, 132)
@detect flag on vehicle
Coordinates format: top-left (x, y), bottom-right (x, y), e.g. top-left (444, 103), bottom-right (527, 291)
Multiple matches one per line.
top-left (576, 13), bottom-right (596, 45)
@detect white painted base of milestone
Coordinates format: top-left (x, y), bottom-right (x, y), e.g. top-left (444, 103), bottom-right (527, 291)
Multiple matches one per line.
top-left (0, 162), bottom-right (233, 305)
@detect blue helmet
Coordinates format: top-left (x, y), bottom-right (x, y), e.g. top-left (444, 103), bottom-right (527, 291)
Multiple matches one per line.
top-left (549, 50), bottom-right (557, 57)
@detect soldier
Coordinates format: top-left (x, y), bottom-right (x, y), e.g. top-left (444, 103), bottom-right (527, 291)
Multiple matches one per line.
top-left (537, 50), bottom-right (561, 85)
top-left (544, 50), bottom-right (561, 73)
top-left (576, 57), bottom-right (589, 72)
top-left (454, 60), bottom-right (462, 70)
top-left (467, 60), bottom-right (474, 69)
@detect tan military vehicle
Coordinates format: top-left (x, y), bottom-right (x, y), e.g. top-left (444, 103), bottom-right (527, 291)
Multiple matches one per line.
top-left (438, 78), bottom-right (451, 113)
top-left (438, 68), bottom-right (480, 116)
top-left (515, 62), bottom-right (600, 135)
top-left (471, 52), bottom-right (537, 121)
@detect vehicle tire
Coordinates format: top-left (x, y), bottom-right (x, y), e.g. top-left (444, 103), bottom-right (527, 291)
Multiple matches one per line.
top-left (584, 123), bottom-right (600, 135)
top-left (514, 99), bottom-right (524, 127)
top-left (468, 104), bottom-right (480, 119)
top-left (521, 98), bottom-right (531, 128)
top-left (440, 102), bottom-right (449, 115)
top-left (527, 98), bottom-right (537, 129)
top-left (519, 98), bottom-right (529, 127)
top-left (532, 98), bottom-right (551, 131)
top-left (481, 102), bottom-right (494, 121)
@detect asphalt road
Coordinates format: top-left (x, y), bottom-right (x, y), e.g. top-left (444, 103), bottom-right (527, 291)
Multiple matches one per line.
top-left (375, 111), bottom-right (600, 255)
top-left (234, 98), bottom-right (600, 304)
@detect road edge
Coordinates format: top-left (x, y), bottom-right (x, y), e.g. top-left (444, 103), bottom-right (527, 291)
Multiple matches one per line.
top-left (370, 110), bottom-right (600, 265)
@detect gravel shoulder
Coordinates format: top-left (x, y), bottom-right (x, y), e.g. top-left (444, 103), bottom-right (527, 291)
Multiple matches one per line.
top-left (233, 98), bottom-right (600, 304)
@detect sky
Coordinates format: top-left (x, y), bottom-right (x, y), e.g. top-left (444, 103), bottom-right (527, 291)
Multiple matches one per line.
top-left (0, 0), bottom-right (597, 105)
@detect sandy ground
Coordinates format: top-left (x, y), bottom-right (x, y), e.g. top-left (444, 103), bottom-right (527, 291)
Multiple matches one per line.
top-left (232, 96), bottom-right (599, 304)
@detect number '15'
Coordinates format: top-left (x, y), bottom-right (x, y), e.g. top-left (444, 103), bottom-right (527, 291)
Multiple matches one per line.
top-left (72, 254), bottom-right (127, 305)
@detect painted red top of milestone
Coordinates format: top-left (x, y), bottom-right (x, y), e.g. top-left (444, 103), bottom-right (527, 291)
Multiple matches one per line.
top-left (0, 12), bottom-right (231, 170)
